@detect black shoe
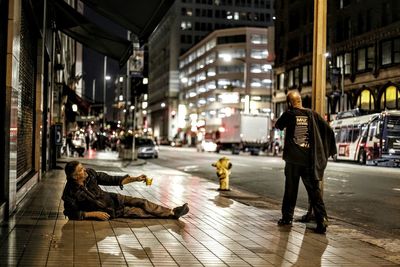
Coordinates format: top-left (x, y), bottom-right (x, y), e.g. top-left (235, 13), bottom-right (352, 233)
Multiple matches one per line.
top-left (173, 203), bottom-right (189, 219)
top-left (277, 218), bottom-right (293, 226)
top-left (314, 221), bottom-right (328, 234)
top-left (298, 212), bottom-right (315, 223)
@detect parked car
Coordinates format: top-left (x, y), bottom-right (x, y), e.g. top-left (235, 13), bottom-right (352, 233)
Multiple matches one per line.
top-left (197, 139), bottom-right (217, 152)
top-left (135, 137), bottom-right (159, 158)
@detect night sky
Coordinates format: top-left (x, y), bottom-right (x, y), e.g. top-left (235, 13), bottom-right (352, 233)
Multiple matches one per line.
top-left (82, 5), bottom-right (128, 120)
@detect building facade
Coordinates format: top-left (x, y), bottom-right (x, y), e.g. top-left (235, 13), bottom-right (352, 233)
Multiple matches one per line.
top-left (0, 0), bottom-right (81, 222)
top-left (148, 0), bottom-right (275, 142)
top-left (274, 0), bottom-right (400, 119)
top-left (179, 27), bottom-right (274, 143)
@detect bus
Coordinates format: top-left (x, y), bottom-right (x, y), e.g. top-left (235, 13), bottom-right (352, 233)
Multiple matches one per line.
top-left (330, 110), bottom-right (400, 166)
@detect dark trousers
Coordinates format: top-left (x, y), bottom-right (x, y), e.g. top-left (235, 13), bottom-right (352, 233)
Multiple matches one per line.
top-left (120, 195), bottom-right (173, 218)
top-left (282, 162), bottom-right (327, 223)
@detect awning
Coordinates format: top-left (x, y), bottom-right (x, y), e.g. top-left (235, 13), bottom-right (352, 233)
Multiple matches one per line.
top-left (63, 84), bottom-right (91, 115)
top-left (79, 0), bottom-right (175, 42)
top-left (52, 0), bottom-right (132, 66)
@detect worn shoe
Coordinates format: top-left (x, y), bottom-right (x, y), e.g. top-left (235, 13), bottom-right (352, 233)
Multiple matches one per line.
top-left (314, 221), bottom-right (328, 234)
top-left (298, 212), bottom-right (315, 223)
top-left (173, 203), bottom-right (189, 219)
top-left (277, 218), bottom-right (293, 226)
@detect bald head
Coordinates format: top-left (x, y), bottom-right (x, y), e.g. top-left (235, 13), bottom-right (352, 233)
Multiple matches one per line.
top-left (287, 91), bottom-right (303, 109)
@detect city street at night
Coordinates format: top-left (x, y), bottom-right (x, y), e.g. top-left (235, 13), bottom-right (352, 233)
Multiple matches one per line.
top-left (2, 0), bottom-right (400, 266)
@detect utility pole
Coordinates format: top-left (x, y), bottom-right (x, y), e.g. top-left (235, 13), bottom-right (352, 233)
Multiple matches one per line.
top-left (311, 0), bottom-right (327, 116)
top-left (103, 56), bottom-right (107, 129)
top-left (303, 0), bottom-right (328, 222)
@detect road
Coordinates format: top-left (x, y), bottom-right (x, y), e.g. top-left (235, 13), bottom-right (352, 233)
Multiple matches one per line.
top-left (151, 146), bottom-right (400, 237)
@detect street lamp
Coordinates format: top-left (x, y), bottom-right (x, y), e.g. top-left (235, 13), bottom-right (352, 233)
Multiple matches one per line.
top-left (222, 55), bottom-right (249, 114)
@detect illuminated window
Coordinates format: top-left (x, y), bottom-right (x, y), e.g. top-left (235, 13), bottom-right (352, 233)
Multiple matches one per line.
top-left (251, 34), bottom-right (267, 44)
top-left (357, 89), bottom-right (374, 110)
top-left (251, 49), bottom-right (268, 59)
top-left (380, 85), bottom-right (399, 109)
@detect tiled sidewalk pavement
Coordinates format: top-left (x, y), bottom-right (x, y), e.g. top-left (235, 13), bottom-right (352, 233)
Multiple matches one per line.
top-left (0, 160), bottom-right (399, 266)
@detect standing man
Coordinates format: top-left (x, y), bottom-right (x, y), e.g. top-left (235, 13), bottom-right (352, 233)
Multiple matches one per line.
top-left (274, 91), bottom-right (336, 234)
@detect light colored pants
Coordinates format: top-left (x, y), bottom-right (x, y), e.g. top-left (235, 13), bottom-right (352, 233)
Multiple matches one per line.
top-left (121, 196), bottom-right (173, 218)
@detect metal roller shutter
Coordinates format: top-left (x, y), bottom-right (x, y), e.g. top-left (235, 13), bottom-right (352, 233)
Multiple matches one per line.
top-left (17, 3), bottom-right (36, 185)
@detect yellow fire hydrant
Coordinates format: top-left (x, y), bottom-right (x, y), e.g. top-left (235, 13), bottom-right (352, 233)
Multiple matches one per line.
top-left (212, 157), bottom-right (232, 191)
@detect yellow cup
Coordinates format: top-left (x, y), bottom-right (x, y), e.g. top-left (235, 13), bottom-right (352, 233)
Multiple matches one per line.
top-left (145, 177), bottom-right (153, 186)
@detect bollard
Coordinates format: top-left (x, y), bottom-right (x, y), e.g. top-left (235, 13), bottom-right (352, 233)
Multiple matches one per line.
top-left (211, 157), bottom-right (232, 191)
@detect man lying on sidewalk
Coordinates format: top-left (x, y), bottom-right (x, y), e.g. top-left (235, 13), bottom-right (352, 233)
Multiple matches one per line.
top-left (62, 161), bottom-right (189, 221)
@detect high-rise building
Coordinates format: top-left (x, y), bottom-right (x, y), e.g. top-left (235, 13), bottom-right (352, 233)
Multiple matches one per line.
top-left (148, 0), bottom-right (275, 142)
top-left (274, 0), bottom-right (400, 119)
top-left (179, 27), bottom-right (274, 144)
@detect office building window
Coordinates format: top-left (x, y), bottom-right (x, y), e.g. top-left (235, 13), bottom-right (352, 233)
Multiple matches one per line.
top-left (205, 53), bottom-right (216, 64)
top-left (251, 34), bottom-right (267, 44)
top-left (302, 65), bottom-right (311, 84)
top-left (218, 65), bottom-right (244, 74)
top-left (288, 70), bottom-right (294, 88)
top-left (294, 68), bottom-right (299, 86)
top-left (206, 39), bottom-right (216, 51)
top-left (217, 35), bottom-right (246, 44)
top-left (381, 38), bottom-right (400, 66)
top-left (278, 73), bottom-right (285, 90)
top-left (251, 49), bottom-right (268, 59)
top-left (357, 48), bottom-right (366, 71)
top-left (181, 21), bottom-right (192, 30)
top-left (181, 8), bottom-right (193, 16)
top-left (250, 63), bottom-right (272, 73)
top-left (357, 46), bottom-right (375, 71)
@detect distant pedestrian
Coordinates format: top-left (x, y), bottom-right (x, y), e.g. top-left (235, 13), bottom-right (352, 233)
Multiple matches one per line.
top-left (62, 161), bottom-right (189, 220)
top-left (66, 133), bottom-right (73, 156)
top-left (274, 91), bottom-right (336, 234)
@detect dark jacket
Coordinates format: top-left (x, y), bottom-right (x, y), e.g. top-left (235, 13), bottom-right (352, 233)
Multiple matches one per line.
top-left (308, 109), bottom-right (337, 180)
top-left (62, 168), bottom-right (129, 220)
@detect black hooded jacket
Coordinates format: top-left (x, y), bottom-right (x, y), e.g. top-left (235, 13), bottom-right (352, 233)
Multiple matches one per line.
top-left (308, 109), bottom-right (337, 180)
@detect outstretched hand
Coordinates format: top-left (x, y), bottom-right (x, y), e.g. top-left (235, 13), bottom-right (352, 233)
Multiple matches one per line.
top-left (121, 174), bottom-right (147, 185)
top-left (84, 211), bottom-right (110, 221)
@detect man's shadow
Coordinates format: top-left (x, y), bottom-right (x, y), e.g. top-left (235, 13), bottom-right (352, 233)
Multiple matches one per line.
top-left (57, 219), bottom-right (186, 263)
top-left (292, 231), bottom-right (328, 266)
top-left (271, 226), bottom-right (328, 266)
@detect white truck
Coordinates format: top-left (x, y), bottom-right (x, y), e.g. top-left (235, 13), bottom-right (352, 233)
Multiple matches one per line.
top-left (216, 113), bottom-right (270, 155)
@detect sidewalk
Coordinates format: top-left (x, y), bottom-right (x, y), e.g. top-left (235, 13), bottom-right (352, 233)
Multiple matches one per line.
top-left (0, 152), bottom-right (399, 266)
